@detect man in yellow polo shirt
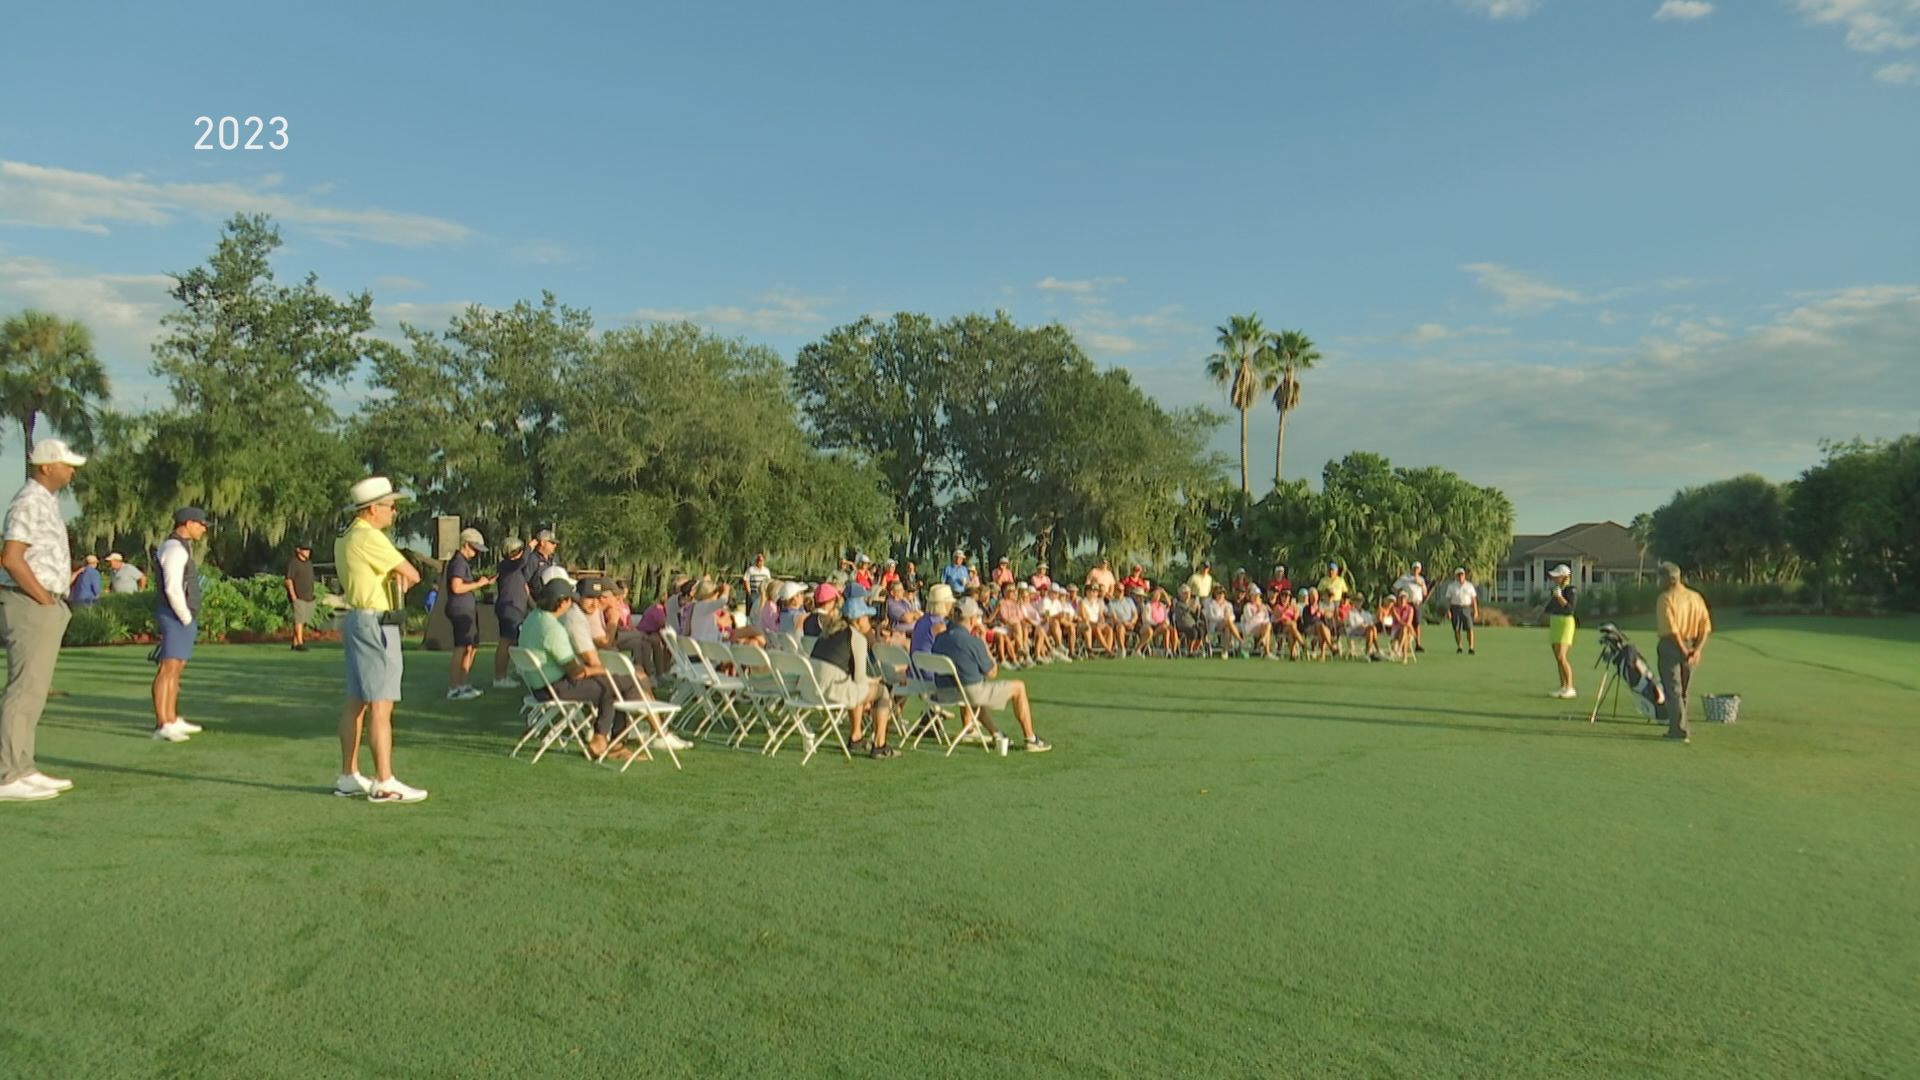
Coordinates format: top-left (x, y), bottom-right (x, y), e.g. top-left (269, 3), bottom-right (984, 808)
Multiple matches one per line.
top-left (334, 476), bottom-right (426, 803)
top-left (1654, 562), bottom-right (1712, 745)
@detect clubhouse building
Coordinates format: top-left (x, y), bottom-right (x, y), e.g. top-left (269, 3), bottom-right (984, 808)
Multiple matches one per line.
top-left (1488, 521), bottom-right (1650, 603)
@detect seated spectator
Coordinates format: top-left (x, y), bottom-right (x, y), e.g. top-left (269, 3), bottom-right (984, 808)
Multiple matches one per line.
top-left (1274, 591), bottom-right (1307, 659)
top-left (1106, 587), bottom-right (1141, 657)
top-left (519, 579), bottom-right (626, 761)
top-left (1172, 586), bottom-right (1205, 655)
top-left (931, 599), bottom-right (1052, 753)
top-left (1298, 588), bottom-right (1334, 659)
top-left (810, 595), bottom-right (895, 759)
top-left (1340, 594), bottom-right (1382, 660)
top-left (775, 581), bottom-right (809, 635)
top-left (803, 582), bottom-right (842, 638)
top-left (1239, 591), bottom-right (1275, 658)
top-left (991, 582), bottom-right (1027, 668)
top-left (689, 580), bottom-right (730, 642)
top-left (1120, 564), bottom-right (1150, 596)
top-left (569, 579), bottom-right (691, 750)
top-left (1144, 587), bottom-right (1176, 656)
top-left (1077, 585), bottom-right (1112, 657)
top-left (1029, 562), bottom-right (1053, 593)
top-left (1266, 564), bottom-right (1291, 605)
top-left (1205, 587), bottom-right (1242, 656)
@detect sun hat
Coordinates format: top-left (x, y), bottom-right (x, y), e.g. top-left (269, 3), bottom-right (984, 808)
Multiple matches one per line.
top-left (459, 528), bottom-right (487, 552)
top-left (694, 579), bottom-right (721, 600)
top-left (925, 583), bottom-right (955, 611)
top-left (346, 476), bottom-right (409, 510)
top-left (27, 438), bottom-right (86, 467)
top-left (1549, 564), bottom-right (1572, 579)
top-left (815, 582), bottom-right (842, 604)
top-left (843, 596), bottom-right (877, 620)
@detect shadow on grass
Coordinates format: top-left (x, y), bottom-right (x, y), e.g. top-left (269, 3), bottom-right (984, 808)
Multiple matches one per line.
top-left (34, 758), bottom-right (332, 797)
top-left (1029, 692), bottom-right (1653, 742)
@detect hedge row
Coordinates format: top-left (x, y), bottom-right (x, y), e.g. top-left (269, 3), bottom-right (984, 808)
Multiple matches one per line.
top-left (62, 572), bottom-right (336, 647)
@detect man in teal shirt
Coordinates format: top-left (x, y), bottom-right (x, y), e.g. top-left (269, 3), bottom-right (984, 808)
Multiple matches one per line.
top-left (521, 579), bottom-right (624, 760)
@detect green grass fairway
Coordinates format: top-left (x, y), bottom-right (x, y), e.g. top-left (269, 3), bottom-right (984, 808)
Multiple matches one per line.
top-left (4, 615), bottom-right (1917, 1077)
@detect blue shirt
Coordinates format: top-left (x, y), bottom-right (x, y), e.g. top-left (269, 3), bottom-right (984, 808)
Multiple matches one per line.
top-left (931, 625), bottom-right (994, 688)
top-left (909, 614), bottom-right (946, 674)
top-left (69, 565), bottom-right (102, 604)
top-left (941, 563), bottom-right (971, 593)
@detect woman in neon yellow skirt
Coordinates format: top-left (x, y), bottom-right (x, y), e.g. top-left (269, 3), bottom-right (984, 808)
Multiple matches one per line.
top-left (1545, 564), bottom-right (1578, 699)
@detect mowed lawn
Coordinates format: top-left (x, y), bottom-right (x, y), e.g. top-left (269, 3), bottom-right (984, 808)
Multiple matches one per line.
top-left (3, 615), bottom-right (1916, 1078)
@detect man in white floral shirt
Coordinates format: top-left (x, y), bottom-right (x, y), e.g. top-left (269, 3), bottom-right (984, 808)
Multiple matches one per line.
top-left (0, 439), bottom-right (87, 802)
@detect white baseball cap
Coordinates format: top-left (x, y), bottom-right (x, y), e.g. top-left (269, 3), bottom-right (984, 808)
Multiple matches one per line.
top-left (538, 566), bottom-right (575, 586)
top-left (28, 438), bottom-right (86, 467)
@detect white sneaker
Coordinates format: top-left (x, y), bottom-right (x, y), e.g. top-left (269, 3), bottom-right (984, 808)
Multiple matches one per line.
top-left (369, 776), bottom-right (429, 804)
top-left (152, 721), bottom-right (191, 742)
top-left (649, 732), bottom-right (694, 751)
top-left (22, 771), bottom-right (73, 792)
top-left (492, 678), bottom-right (519, 690)
top-left (333, 772), bottom-right (373, 797)
top-left (173, 718), bottom-right (204, 734)
top-left (1557, 687), bottom-right (1579, 700)
top-left (0, 777), bottom-right (59, 801)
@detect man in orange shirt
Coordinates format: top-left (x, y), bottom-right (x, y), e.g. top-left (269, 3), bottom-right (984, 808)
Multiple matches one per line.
top-left (1654, 562), bottom-right (1713, 744)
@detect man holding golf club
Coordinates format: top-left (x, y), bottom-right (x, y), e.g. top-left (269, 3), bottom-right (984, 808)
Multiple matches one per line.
top-left (1654, 561), bottom-right (1712, 745)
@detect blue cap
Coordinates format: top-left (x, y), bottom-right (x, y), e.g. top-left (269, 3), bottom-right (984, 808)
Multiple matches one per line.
top-left (843, 596), bottom-right (877, 620)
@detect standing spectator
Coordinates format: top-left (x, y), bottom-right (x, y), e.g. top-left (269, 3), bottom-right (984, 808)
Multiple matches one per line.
top-left (1185, 561), bottom-right (1215, 601)
top-left (743, 552), bottom-right (773, 598)
top-left (901, 559), bottom-right (922, 595)
top-left (941, 550), bottom-right (971, 594)
top-left (0, 439), bottom-right (87, 802)
top-left (1266, 565), bottom-right (1291, 607)
top-left (1085, 558), bottom-right (1117, 593)
top-left (1654, 562), bottom-right (1712, 745)
top-left (150, 507), bottom-right (210, 743)
top-left (443, 528), bottom-right (494, 701)
top-left (1392, 562), bottom-right (1430, 653)
top-left (333, 476), bottom-right (426, 804)
top-left (106, 551), bottom-right (145, 594)
top-left (490, 536), bottom-right (531, 689)
top-left (527, 528), bottom-right (559, 582)
top-left (878, 558), bottom-right (901, 590)
top-left (284, 541), bottom-right (316, 652)
top-left (69, 554), bottom-right (102, 606)
top-left (1120, 564), bottom-right (1150, 595)
top-left (1317, 563), bottom-right (1351, 604)
top-left (849, 554), bottom-right (874, 591)
top-left (1439, 567), bottom-right (1480, 655)
top-left (1544, 564), bottom-right (1579, 699)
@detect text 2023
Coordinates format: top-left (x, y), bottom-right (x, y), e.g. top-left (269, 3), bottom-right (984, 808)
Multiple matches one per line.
top-left (194, 116), bottom-right (289, 150)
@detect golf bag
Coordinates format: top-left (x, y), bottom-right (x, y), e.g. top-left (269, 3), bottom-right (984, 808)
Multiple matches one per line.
top-left (1594, 623), bottom-right (1666, 720)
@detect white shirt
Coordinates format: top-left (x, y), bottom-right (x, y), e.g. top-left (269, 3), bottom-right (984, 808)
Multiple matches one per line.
top-left (690, 598), bottom-right (728, 641)
top-left (1392, 574), bottom-right (1427, 605)
top-left (743, 564), bottom-right (772, 595)
top-left (1442, 580), bottom-right (1479, 607)
top-left (561, 605), bottom-right (600, 656)
top-left (1240, 603), bottom-right (1270, 631)
top-left (0, 478), bottom-right (70, 596)
top-left (1205, 598), bottom-right (1233, 625)
top-left (158, 537), bottom-right (193, 624)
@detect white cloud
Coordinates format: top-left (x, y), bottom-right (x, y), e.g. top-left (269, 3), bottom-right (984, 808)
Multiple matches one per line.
top-left (0, 245), bottom-right (175, 408)
top-left (371, 275), bottom-right (425, 292)
top-left (1876, 60), bottom-right (1920, 83)
top-left (1461, 262), bottom-right (1590, 313)
top-left (1459, 0), bottom-right (1543, 18)
top-left (1064, 304), bottom-right (1190, 358)
top-left (1034, 276), bottom-right (1125, 304)
top-left (1142, 283), bottom-right (1920, 531)
top-left (0, 159), bottom-right (470, 246)
top-left (620, 289), bottom-right (832, 336)
top-left (1794, 0), bottom-right (1920, 53)
top-left (1654, 1), bottom-right (1714, 22)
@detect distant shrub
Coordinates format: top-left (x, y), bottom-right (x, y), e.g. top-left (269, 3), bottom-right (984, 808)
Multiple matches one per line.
top-left (62, 604), bottom-right (130, 646)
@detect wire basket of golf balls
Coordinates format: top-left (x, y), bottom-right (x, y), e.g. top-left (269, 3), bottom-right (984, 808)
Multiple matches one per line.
top-left (1704, 694), bottom-right (1741, 723)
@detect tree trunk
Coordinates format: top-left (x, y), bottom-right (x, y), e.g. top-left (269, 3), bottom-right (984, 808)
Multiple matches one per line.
top-left (1274, 403), bottom-right (1288, 491)
top-left (20, 414), bottom-right (35, 478)
top-left (1237, 407), bottom-right (1250, 498)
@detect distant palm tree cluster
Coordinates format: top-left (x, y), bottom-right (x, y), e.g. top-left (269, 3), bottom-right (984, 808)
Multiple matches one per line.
top-left (1205, 314), bottom-right (1321, 498)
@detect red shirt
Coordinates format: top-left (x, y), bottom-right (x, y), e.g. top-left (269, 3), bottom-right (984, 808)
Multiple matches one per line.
top-left (1120, 574), bottom-right (1149, 593)
top-left (879, 569), bottom-right (899, 588)
top-left (854, 569), bottom-right (874, 589)
top-left (1268, 576), bottom-right (1291, 599)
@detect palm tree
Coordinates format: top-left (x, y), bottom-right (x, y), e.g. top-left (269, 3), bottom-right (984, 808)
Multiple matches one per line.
top-left (1630, 511), bottom-right (1655, 580)
top-left (1263, 329), bottom-right (1321, 489)
top-left (0, 311), bottom-right (110, 475)
top-left (1205, 314), bottom-right (1269, 498)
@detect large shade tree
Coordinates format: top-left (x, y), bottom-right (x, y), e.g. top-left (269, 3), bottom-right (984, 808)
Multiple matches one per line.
top-left (0, 310), bottom-right (110, 475)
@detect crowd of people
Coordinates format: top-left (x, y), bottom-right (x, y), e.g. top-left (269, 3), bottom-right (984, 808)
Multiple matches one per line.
top-left (0, 449), bottom-right (1715, 805)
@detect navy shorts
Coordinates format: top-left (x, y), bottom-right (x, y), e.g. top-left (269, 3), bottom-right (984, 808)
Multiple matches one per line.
top-left (1450, 605), bottom-right (1475, 632)
top-left (153, 609), bottom-right (196, 663)
top-left (496, 608), bottom-right (524, 643)
top-left (449, 610), bottom-right (478, 648)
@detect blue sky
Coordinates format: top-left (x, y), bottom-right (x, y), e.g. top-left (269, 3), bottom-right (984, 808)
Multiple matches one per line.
top-left (2, 0), bottom-right (1916, 532)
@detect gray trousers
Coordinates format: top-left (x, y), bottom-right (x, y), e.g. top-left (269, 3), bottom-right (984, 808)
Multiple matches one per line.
top-left (1656, 637), bottom-right (1695, 739)
top-left (0, 591), bottom-right (72, 783)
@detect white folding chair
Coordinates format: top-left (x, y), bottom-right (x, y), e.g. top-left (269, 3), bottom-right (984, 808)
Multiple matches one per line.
top-left (763, 650), bottom-right (852, 765)
top-left (911, 651), bottom-right (997, 756)
top-left (726, 641), bottom-right (792, 750)
top-left (509, 647), bottom-right (595, 763)
top-left (874, 641), bottom-right (951, 751)
top-left (602, 652), bottom-right (684, 771)
top-left (678, 637), bottom-right (750, 744)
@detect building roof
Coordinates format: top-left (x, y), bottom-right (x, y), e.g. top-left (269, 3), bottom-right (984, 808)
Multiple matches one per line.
top-left (1503, 521), bottom-right (1642, 568)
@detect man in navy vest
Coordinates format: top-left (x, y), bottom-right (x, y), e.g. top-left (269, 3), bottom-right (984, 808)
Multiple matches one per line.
top-left (151, 507), bottom-right (210, 743)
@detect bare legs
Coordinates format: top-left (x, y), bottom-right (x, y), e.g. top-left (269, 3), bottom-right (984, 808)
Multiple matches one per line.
top-left (338, 698), bottom-right (395, 782)
top-left (151, 658), bottom-right (186, 729)
top-left (1552, 642), bottom-right (1573, 691)
top-left (446, 644), bottom-right (476, 692)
